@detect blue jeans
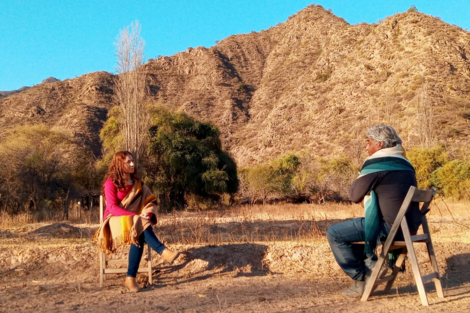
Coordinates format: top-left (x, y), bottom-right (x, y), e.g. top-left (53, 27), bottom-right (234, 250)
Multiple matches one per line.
top-left (127, 227), bottom-right (166, 277)
top-left (326, 218), bottom-right (393, 281)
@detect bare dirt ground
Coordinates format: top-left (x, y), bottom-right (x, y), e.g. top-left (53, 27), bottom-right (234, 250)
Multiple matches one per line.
top-left (1, 202), bottom-right (470, 312)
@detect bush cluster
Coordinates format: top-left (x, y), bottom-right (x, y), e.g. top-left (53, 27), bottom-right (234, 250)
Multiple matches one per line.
top-left (144, 107), bottom-right (238, 210)
top-left (0, 125), bottom-right (99, 214)
top-left (407, 144), bottom-right (470, 199)
top-left (239, 154), bottom-right (358, 204)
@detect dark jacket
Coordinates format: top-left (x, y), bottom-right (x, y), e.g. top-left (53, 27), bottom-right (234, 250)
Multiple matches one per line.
top-left (349, 170), bottom-right (422, 232)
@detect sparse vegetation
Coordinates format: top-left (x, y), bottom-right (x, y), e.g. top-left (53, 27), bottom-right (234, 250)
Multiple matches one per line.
top-left (315, 69), bottom-right (332, 82)
top-left (239, 154), bottom-right (357, 205)
top-left (0, 124), bottom-right (99, 216)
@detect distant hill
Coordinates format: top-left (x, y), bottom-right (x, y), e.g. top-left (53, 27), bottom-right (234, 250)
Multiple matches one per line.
top-left (0, 86), bottom-right (30, 97)
top-left (0, 77), bottom-right (60, 98)
top-left (1, 5), bottom-right (469, 164)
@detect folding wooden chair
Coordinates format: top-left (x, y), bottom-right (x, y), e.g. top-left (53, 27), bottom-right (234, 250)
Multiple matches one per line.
top-left (98, 195), bottom-right (153, 287)
top-left (361, 186), bottom-right (444, 306)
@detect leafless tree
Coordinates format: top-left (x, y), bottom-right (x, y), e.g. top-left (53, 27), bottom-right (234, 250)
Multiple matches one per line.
top-left (416, 83), bottom-right (435, 148)
top-left (114, 20), bottom-right (149, 166)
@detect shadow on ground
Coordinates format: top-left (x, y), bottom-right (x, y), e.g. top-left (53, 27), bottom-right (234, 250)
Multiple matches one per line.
top-left (365, 251), bottom-right (470, 303)
top-left (442, 253), bottom-right (470, 287)
top-left (154, 243), bottom-right (269, 286)
top-left (0, 230), bottom-right (17, 238)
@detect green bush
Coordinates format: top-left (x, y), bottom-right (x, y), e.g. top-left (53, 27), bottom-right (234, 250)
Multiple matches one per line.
top-left (240, 154), bottom-right (300, 204)
top-left (407, 144), bottom-right (448, 189)
top-left (145, 107), bottom-right (238, 210)
top-left (430, 160), bottom-right (470, 199)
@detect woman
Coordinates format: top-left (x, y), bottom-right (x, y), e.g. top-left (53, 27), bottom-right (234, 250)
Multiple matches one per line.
top-left (95, 151), bottom-right (179, 292)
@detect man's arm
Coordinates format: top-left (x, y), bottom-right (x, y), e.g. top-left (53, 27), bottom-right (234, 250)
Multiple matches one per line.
top-left (348, 172), bottom-right (381, 203)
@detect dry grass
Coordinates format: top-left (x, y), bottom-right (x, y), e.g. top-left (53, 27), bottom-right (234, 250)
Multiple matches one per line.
top-left (0, 205), bottom-right (99, 229)
top-left (154, 203), bottom-right (353, 246)
top-left (151, 200), bottom-right (470, 247)
top-left (1, 199), bottom-right (469, 247)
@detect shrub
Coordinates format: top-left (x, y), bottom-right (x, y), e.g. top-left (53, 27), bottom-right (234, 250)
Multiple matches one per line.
top-left (145, 107), bottom-right (238, 210)
top-left (313, 156), bottom-right (358, 201)
top-left (316, 70), bottom-right (332, 82)
top-left (240, 154), bottom-right (300, 204)
top-left (0, 124), bottom-right (97, 214)
top-left (430, 160), bottom-right (470, 199)
top-left (407, 144), bottom-right (448, 189)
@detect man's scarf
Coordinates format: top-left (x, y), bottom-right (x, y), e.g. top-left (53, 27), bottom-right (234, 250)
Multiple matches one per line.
top-left (359, 145), bottom-right (414, 257)
top-left (93, 179), bottom-right (159, 254)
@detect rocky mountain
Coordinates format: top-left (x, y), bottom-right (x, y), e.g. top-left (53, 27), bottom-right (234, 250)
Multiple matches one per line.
top-left (0, 73), bottom-right (113, 155)
top-left (0, 86), bottom-right (30, 98)
top-left (1, 5), bottom-right (469, 165)
top-left (0, 77), bottom-right (59, 98)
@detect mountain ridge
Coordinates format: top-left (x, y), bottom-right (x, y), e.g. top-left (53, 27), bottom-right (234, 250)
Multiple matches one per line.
top-left (1, 5), bottom-right (469, 164)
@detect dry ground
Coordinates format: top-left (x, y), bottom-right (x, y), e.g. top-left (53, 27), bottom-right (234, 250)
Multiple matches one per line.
top-left (1, 200), bottom-right (470, 312)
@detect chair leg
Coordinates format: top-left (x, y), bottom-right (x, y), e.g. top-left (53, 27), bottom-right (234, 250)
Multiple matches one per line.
top-left (361, 252), bottom-right (387, 302)
top-left (147, 246), bottom-right (153, 285)
top-left (402, 220), bottom-right (429, 306)
top-left (426, 242), bottom-right (444, 298)
top-left (99, 252), bottom-right (104, 287)
top-left (422, 217), bottom-right (444, 298)
top-left (383, 249), bottom-right (407, 293)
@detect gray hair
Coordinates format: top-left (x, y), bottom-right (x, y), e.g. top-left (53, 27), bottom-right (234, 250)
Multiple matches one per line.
top-left (366, 125), bottom-right (402, 149)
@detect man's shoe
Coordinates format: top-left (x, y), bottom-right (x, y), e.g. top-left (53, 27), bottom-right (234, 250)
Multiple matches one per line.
top-left (161, 248), bottom-right (179, 264)
top-left (125, 276), bottom-right (140, 293)
top-left (342, 280), bottom-right (365, 297)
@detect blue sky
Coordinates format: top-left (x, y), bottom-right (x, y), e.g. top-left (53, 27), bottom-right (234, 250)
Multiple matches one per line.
top-left (1, 0), bottom-right (469, 91)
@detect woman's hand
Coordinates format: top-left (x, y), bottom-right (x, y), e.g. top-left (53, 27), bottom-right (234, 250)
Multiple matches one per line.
top-left (140, 212), bottom-right (153, 220)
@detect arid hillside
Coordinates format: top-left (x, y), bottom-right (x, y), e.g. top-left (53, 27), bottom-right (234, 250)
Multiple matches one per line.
top-left (1, 5), bottom-right (469, 164)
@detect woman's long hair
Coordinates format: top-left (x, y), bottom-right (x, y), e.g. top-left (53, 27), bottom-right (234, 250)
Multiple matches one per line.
top-left (101, 151), bottom-right (139, 195)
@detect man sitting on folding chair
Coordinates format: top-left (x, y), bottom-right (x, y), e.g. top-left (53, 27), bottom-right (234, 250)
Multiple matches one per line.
top-left (327, 125), bottom-right (422, 297)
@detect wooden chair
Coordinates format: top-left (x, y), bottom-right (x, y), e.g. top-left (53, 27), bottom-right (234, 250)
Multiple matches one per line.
top-left (99, 195), bottom-right (153, 287)
top-left (361, 186), bottom-right (444, 306)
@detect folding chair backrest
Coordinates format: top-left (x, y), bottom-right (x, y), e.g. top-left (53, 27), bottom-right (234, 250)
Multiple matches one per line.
top-left (382, 186), bottom-right (432, 254)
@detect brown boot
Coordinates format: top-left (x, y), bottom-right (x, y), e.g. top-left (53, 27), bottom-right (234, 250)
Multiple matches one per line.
top-left (161, 248), bottom-right (179, 264)
top-left (124, 276), bottom-right (140, 293)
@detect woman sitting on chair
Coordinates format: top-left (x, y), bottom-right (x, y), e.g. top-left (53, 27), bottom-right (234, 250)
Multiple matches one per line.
top-left (95, 151), bottom-right (179, 292)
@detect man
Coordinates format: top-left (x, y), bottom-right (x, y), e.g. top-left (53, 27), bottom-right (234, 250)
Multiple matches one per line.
top-left (326, 125), bottom-right (421, 297)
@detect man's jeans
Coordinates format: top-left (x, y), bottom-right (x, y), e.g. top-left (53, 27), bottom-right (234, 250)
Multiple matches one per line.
top-left (326, 217), bottom-right (392, 281)
top-left (127, 227), bottom-right (166, 277)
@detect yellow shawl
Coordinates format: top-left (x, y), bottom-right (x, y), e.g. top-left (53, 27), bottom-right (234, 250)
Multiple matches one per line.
top-left (94, 179), bottom-right (159, 253)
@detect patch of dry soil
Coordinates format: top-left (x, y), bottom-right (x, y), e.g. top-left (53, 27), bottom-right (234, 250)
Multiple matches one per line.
top-left (1, 222), bottom-right (470, 312)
